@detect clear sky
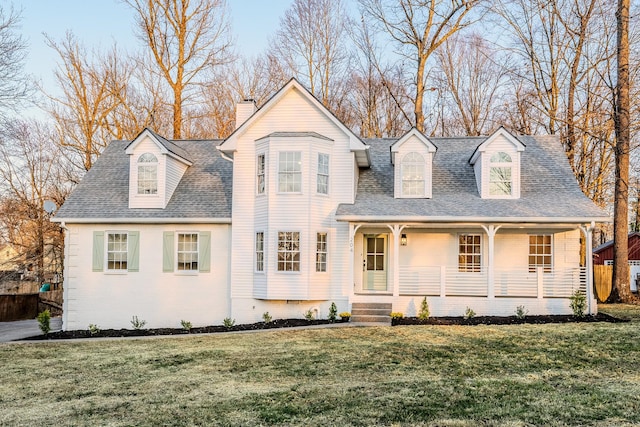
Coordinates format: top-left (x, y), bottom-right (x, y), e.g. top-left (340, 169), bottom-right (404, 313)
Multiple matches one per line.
top-left (13, 0), bottom-right (294, 97)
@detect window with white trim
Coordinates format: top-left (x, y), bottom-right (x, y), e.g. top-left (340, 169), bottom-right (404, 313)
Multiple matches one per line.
top-left (489, 152), bottom-right (512, 196)
top-left (529, 235), bottom-right (552, 272)
top-left (402, 152), bottom-right (425, 197)
top-left (278, 152), bottom-right (301, 192)
top-left (317, 153), bottom-right (329, 194)
top-left (107, 232), bottom-right (128, 271)
top-left (458, 234), bottom-right (481, 272)
top-left (177, 233), bottom-right (198, 271)
top-left (137, 153), bottom-right (158, 195)
top-left (278, 231), bottom-right (300, 271)
top-left (316, 232), bottom-right (327, 272)
top-left (256, 232), bottom-right (264, 272)
top-left (256, 154), bottom-right (265, 194)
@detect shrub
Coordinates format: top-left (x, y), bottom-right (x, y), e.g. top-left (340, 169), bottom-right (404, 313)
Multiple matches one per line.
top-left (130, 315), bottom-right (147, 330)
top-left (418, 297), bottom-right (430, 320)
top-left (390, 312), bottom-right (404, 320)
top-left (88, 324), bottom-right (100, 336)
top-left (339, 312), bottom-right (351, 321)
top-left (570, 290), bottom-right (587, 318)
top-left (37, 310), bottom-right (51, 335)
top-left (180, 320), bottom-right (192, 332)
top-left (303, 309), bottom-right (314, 321)
top-left (515, 305), bottom-right (528, 319)
top-left (262, 312), bottom-right (273, 323)
top-left (464, 307), bottom-right (476, 319)
top-left (223, 317), bottom-right (235, 328)
top-left (328, 302), bottom-right (338, 322)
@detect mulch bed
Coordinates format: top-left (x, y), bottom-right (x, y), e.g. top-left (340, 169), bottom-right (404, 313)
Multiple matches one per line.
top-left (23, 318), bottom-right (347, 340)
top-left (23, 313), bottom-right (626, 341)
top-left (392, 312), bottom-right (626, 326)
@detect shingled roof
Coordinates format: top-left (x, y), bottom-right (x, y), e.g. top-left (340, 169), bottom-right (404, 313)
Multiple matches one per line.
top-left (335, 135), bottom-right (608, 222)
top-left (54, 133), bottom-right (607, 224)
top-left (54, 139), bottom-right (232, 222)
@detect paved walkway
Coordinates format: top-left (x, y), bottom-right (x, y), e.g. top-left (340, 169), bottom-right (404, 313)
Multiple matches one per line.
top-left (0, 317), bottom-right (62, 343)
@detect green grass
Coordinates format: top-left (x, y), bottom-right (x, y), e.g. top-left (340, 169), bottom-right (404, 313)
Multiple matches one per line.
top-left (1, 304), bottom-right (639, 426)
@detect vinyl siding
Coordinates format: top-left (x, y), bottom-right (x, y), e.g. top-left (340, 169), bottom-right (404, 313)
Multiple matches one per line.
top-left (165, 157), bottom-right (188, 205)
top-left (476, 135), bottom-right (521, 199)
top-left (393, 135), bottom-right (434, 198)
top-left (128, 137), bottom-right (166, 209)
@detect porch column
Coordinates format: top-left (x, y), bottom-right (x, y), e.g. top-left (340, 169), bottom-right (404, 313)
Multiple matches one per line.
top-left (579, 222), bottom-right (595, 315)
top-left (386, 224), bottom-right (405, 298)
top-left (349, 223), bottom-right (362, 296)
top-left (481, 224), bottom-right (501, 299)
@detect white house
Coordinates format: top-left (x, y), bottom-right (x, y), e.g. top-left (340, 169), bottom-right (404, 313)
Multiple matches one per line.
top-left (52, 79), bottom-right (609, 330)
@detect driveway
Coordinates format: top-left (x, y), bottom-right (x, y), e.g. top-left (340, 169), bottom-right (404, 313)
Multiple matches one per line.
top-left (0, 317), bottom-right (62, 343)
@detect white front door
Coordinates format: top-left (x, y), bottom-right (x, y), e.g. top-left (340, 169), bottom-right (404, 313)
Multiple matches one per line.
top-left (364, 235), bottom-right (388, 291)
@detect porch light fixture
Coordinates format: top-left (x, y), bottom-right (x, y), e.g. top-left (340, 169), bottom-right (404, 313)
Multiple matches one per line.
top-left (401, 233), bottom-right (407, 246)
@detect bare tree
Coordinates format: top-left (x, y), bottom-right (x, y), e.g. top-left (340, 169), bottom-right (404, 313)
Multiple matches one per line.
top-left (359, 0), bottom-right (481, 133)
top-left (611, 0), bottom-right (632, 302)
top-left (0, 120), bottom-right (68, 284)
top-left (434, 33), bottom-right (509, 136)
top-left (0, 4), bottom-right (33, 122)
top-left (125, 0), bottom-right (233, 139)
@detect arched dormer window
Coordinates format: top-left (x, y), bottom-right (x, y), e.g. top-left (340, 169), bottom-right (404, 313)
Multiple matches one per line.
top-left (402, 152), bottom-right (425, 197)
top-left (489, 152), bottom-right (512, 196)
top-left (138, 153), bottom-right (158, 195)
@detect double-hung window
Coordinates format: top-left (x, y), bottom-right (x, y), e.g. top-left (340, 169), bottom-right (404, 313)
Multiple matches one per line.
top-left (256, 232), bottom-right (265, 272)
top-left (137, 153), bottom-right (158, 195)
top-left (278, 231), bottom-right (300, 272)
top-left (177, 233), bottom-right (199, 271)
top-left (107, 232), bottom-right (128, 271)
top-left (458, 234), bottom-right (482, 272)
top-left (489, 152), bottom-right (512, 196)
top-left (256, 154), bottom-right (266, 194)
top-left (401, 152), bottom-right (425, 197)
top-left (278, 152), bottom-right (301, 192)
top-left (317, 153), bottom-right (329, 194)
top-left (529, 235), bottom-right (552, 272)
top-left (316, 232), bottom-right (327, 272)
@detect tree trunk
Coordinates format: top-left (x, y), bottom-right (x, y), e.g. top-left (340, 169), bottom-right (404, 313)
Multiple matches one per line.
top-left (609, 0), bottom-right (632, 303)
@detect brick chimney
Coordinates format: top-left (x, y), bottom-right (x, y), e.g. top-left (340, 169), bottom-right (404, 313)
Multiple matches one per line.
top-left (235, 99), bottom-right (257, 129)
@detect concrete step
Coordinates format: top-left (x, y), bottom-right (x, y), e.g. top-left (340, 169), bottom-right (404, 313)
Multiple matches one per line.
top-left (350, 314), bottom-right (391, 324)
top-left (351, 308), bottom-right (391, 316)
top-left (352, 302), bottom-right (392, 310)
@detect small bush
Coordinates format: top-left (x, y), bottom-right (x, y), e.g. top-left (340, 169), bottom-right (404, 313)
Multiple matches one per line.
top-left (130, 315), bottom-right (147, 330)
top-left (223, 317), bottom-right (235, 328)
top-left (303, 309), bottom-right (314, 321)
top-left (570, 290), bottom-right (587, 318)
top-left (88, 324), bottom-right (100, 336)
top-left (515, 305), bottom-right (528, 319)
top-left (328, 302), bottom-right (338, 322)
top-left (464, 307), bottom-right (476, 319)
top-left (262, 312), bottom-right (273, 323)
top-left (339, 312), bottom-right (351, 321)
top-left (390, 312), bottom-right (404, 320)
top-left (418, 297), bottom-right (430, 320)
top-left (180, 320), bottom-right (192, 332)
top-left (37, 310), bottom-right (51, 335)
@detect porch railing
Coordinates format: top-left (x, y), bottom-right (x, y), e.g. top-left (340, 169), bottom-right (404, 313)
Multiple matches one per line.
top-left (399, 266), bottom-right (586, 298)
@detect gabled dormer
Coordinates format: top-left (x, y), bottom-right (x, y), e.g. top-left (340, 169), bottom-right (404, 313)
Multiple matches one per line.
top-left (391, 128), bottom-right (437, 198)
top-left (469, 127), bottom-right (525, 199)
top-left (125, 128), bottom-right (192, 209)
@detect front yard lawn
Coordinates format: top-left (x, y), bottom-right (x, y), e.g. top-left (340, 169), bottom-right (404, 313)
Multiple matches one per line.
top-left (1, 304), bottom-right (639, 426)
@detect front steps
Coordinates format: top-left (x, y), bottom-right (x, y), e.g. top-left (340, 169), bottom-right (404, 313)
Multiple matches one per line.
top-left (350, 302), bottom-right (392, 325)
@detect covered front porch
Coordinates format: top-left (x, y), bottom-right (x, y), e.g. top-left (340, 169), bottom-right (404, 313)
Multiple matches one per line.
top-left (347, 221), bottom-right (596, 316)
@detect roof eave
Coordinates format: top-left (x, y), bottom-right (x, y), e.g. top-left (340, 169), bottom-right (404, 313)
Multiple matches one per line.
top-left (51, 217), bottom-right (232, 224)
top-left (334, 215), bottom-right (611, 224)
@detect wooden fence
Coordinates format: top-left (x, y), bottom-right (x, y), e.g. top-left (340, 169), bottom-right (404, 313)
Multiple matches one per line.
top-left (593, 265), bottom-right (613, 302)
top-left (0, 293), bottom-right (39, 321)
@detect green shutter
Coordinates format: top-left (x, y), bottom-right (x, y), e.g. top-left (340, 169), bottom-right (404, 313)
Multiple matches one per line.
top-left (163, 231), bottom-right (175, 272)
top-left (199, 231), bottom-right (211, 272)
top-left (128, 231), bottom-right (140, 272)
top-left (92, 231), bottom-right (104, 272)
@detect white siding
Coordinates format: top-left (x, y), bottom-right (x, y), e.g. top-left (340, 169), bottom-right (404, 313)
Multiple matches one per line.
top-left (392, 135), bottom-right (434, 199)
top-left (62, 223), bottom-right (231, 330)
top-left (229, 87), bottom-right (355, 305)
top-left (165, 158), bottom-right (188, 205)
top-left (473, 134), bottom-right (521, 199)
top-left (128, 137), bottom-right (166, 209)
